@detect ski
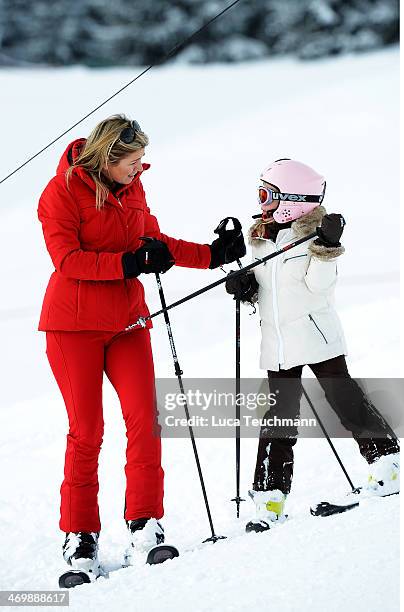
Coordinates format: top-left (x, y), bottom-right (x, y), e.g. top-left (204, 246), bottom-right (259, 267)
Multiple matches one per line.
top-left (58, 566), bottom-right (105, 589)
top-left (245, 520), bottom-right (273, 533)
top-left (310, 500), bottom-right (359, 517)
top-left (245, 514), bottom-right (289, 533)
top-left (124, 543), bottom-right (180, 567)
top-left (59, 544), bottom-right (180, 589)
top-left (145, 544), bottom-right (179, 565)
top-left (310, 489), bottom-right (399, 517)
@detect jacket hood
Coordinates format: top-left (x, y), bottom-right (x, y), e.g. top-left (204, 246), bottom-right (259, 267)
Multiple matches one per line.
top-left (56, 139), bottom-right (86, 175)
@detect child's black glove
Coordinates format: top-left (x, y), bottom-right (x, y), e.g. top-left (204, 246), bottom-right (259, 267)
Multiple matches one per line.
top-left (225, 271), bottom-right (258, 303)
top-left (315, 213), bottom-right (345, 247)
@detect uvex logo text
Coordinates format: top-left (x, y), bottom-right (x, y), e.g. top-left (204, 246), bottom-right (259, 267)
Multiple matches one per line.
top-left (273, 193), bottom-right (307, 202)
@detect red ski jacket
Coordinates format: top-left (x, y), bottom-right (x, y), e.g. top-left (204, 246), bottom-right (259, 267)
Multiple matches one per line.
top-left (37, 139), bottom-right (211, 331)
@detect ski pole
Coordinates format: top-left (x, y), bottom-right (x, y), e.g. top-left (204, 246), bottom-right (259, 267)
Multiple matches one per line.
top-left (125, 231), bottom-right (318, 332)
top-left (208, 217), bottom-right (246, 517)
top-left (152, 265), bottom-right (226, 544)
top-left (301, 385), bottom-right (358, 492)
top-left (230, 260), bottom-right (245, 517)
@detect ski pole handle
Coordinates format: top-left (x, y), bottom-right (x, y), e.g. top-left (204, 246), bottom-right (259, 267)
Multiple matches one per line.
top-left (214, 217), bottom-right (242, 241)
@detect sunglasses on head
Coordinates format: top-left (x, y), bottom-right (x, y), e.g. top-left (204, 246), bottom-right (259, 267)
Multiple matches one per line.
top-left (258, 186), bottom-right (324, 206)
top-left (120, 119), bottom-right (142, 144)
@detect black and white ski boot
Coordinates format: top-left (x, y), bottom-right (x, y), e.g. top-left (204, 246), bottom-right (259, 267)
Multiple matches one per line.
top-left (59, 531), bottom-right (101, 587)
top-left (124, 518), bottom-right (179, 566)
top-left (246, 489), bottom-right (287, 533)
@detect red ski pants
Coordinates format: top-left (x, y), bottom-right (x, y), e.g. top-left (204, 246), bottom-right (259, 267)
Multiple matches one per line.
top-left (45, 329), bottom-right (164, 533)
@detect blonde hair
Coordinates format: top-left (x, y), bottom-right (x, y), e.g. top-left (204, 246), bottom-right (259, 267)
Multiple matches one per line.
top-left (66, 114), bottom-right (149, 209)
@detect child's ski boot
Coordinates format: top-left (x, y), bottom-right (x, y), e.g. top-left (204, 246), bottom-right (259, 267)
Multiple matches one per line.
top-left (246, 489), bottom-right (287, 533)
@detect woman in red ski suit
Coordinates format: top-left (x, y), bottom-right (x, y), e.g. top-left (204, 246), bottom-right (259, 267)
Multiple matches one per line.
top-left (37, 115), bottom-right (245, 542)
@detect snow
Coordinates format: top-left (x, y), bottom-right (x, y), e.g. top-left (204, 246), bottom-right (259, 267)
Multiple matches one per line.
top-left (0, 48), bottom-right (400, 611)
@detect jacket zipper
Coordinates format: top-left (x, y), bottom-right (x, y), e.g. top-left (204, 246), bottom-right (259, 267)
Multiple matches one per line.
top-left (272, 242), bottom-right (284, 366)
top-left (76, 280), bottom-right (81, 322)
top-left (116, 197), bottom-right (129, 250)
top-left (118, 196), bottom-right (131, 321)
top-left (309, 314), bottom-right (328, 344)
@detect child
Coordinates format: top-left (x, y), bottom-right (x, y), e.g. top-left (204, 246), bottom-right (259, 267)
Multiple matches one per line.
top-left (226, 158), bottom-right (400, 533)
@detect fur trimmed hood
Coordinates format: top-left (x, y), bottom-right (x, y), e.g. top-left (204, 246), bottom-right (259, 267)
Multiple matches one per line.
top-left (248, 206), bottom-right (345, 260)
top-left (248, 206), bottom-right (326, 244)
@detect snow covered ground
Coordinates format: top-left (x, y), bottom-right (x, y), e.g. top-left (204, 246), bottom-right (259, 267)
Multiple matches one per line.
top-left (0, 48), bottom-right (400, 611)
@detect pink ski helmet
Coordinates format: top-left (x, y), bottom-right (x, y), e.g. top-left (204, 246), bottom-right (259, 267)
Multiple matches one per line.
top-left (259, 159), bottom-right (326, 223)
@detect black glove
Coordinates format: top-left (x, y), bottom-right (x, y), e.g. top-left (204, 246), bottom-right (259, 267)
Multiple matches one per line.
top-left (122, 239), bottom-right (174, 278)
top-left (209, 217), bottom-right (246, 269)
top-left (226, 271), bottom-right (258, 302)
top-left (315, 213), bottom-right (346, 247)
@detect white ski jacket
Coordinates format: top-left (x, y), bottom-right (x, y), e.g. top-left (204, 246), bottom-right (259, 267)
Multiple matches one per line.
top-left (249, 206), bottom-right (348, 371)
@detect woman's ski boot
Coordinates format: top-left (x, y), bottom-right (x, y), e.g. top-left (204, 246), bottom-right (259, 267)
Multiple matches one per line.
top-left (59, 531), bottom-right (101, 588)
top-left (124, 518), bottom-right (179, 566)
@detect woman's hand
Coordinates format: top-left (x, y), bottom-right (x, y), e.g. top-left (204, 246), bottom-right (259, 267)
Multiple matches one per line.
top-left (122, 239), bottom-right (175, 278)
top-left (209, 217), bottom-right (246, 269)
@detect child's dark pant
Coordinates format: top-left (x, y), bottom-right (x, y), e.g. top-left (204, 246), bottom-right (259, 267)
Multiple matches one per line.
top-left (253, 355), bottom-right (399, 494)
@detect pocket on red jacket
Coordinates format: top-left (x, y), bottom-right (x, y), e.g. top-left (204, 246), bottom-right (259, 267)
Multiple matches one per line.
top-left (78, 202), bottom-right (102, 245)
top-left (76, 280), bottom-right (98, 328)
